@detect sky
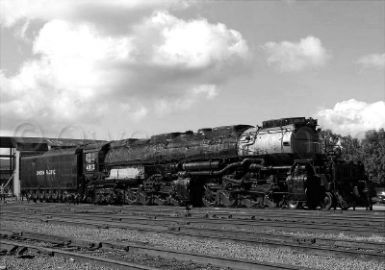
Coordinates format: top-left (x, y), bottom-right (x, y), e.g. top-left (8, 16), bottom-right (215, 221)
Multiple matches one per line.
top-left (0, 0), bottom-right (384, 140)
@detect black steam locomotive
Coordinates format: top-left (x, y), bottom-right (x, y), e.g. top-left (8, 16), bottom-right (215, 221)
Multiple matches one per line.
top-left (20, 117), bottom-right (371, 210)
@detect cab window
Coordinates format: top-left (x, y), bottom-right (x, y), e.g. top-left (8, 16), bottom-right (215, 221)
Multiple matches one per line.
top-left (85, 152), bottom-right (97, 171)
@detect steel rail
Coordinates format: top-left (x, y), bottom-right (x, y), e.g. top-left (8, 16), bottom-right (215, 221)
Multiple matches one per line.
top-left (75, 203), bottom-right (385, 215)
top-left (9, 203), bottom-right (383, 221)
top-left (3, 213), bottom-right (385, 250)
top-left (4, 202), bottom-right (385, 216)
top-left (21, 206), bottom-right (383, 223)
top-left (0, 235), bottom-right (309, 270)
top-left (2, 209), bottom-right (383, 233)
top-left (143, 208), bottom-right (385, 219)
top-left (0, 239), bottom-right (159, 270)
top-left (76, 211), bottom-right (385, 226)
top-left (4, 203), bottom-right (384, 228)
top-left (1, 215), bottom-right (384, 260)
top-left (5, 210), bottom-right (383, 234)
top-left (2, 214), bottom-right (383, 244)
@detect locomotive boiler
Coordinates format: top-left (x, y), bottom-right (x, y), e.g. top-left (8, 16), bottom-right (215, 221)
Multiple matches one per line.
top-left (19, 117), bottom-right (370, 210)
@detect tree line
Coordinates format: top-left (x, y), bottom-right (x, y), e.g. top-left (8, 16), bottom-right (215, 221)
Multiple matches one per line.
top-left (321, 128), bottom-right (385, 186)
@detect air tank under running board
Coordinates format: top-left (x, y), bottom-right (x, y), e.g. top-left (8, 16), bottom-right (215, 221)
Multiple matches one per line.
top-left (182, 161), bottom-right (221, 171)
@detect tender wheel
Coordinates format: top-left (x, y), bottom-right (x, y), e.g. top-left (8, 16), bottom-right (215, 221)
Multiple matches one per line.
top-left (218, 190), bottom-right (236, 207)
top-left (26, 192), bottom-right (33, 202)
top-left (51, 192), bottom-right (58, 202)
top-left (38, 192), bottom-right (44, 202)
top-left (320, 192), bottom-right (333, 210)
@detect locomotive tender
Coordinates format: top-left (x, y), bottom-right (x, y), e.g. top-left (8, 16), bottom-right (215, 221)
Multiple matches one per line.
top-left (20, 117), bottom-right (369, 209)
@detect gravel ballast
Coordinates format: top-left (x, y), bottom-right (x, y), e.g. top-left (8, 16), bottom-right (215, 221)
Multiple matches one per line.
top-left (1, 220), bottom-right (384, 270)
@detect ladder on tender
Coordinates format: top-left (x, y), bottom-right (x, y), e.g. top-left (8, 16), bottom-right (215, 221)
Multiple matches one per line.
top-left (1, 173), bottom-right (14, 196)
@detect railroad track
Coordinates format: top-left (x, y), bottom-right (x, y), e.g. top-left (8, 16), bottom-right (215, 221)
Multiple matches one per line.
top-left (0, 239), bottom-right (156, 270)
top-left (0, 231), bottom-right (311, 270)
top-left (72, 210), bottom-right (385, 227)
top-left (1, 214), bottom-right (384, 260)
top-left (3, 209), bottom-right (384, 234)
top-left (5, 205), bottom-right (385, 224)
top-left (5, 201), bottom-right (385, 214)
top-left (5, 203), bottom-right (385, 223)
top-left (80, 203), bottom-right (385, 216)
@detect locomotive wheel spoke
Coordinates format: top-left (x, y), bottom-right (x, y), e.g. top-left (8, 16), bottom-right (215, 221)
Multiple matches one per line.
top-left (125, 190), bottom-right (138, 205)
top-left (278, 199), bottom-right (288, 209)
top-left (338, 194), bottom-right (350, 210)
top-left (320, 192), bottom-right (333, 210)
top-left (240, 198), bottom-right (257, 208)
top-left (263, 195), bottom-right (277, 208)
top-left (154, 196), bottom-right (167, 205)
top-left (170, 199), bottom-right (180, 206)
top-left (167, 195), bottom-right (181, 206)
top-left (202, 196), bottom-right (216, 207)
top-left (202, 187), bottom-right (217, 207)
top-left (138, 192), bottom-right (151, 205)
top-left (256, 196), bottom-right (266, 208)
top-left (218, 191), bottom-right (236, 207)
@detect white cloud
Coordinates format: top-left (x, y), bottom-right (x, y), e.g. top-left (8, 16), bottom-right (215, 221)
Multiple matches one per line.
top-left (0, 12), bottom-right (248, 134)
top-left (141, 12), bottom-right (248, 68)
top-left (33, 20), bottom-right (134, 90)
top-left (154, 84), bottom-right (219, 115)
top-left (263, 36), bottom-right (330, 72)
top-left (356, 53), bottom-right (385, 70)
top-left (0, 20), bottom-right (135, 124)
top-left (192, 84), bottom-right (219, 99)
top-left (0, 0), bottom-right (187, 27)
top-left (317, 99), bottom-right (385, 138)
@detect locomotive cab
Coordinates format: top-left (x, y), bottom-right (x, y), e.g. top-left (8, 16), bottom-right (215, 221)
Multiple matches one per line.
top-left (82, 142), bottom-right (110, 183)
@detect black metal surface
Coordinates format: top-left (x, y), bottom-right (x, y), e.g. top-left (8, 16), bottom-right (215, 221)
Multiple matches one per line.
top-left (20, 148), bottom-right (80, 191)
top-left (104, 125), bottom-right (251, 166)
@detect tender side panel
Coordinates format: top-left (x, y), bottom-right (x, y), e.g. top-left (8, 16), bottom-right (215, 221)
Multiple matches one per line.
top-left (21, 149), bottom-right (79, 191)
